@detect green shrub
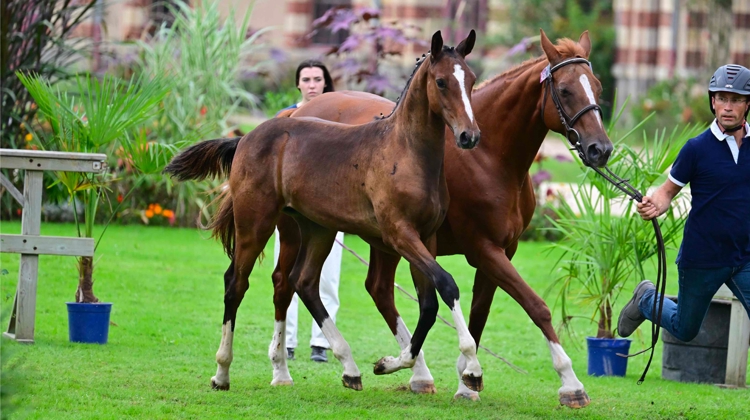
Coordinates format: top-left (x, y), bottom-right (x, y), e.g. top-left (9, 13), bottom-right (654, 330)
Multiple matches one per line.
top-left (630, 78), bottom-right (714, 143)
top-left (112, 0), bottom-right (270, 226)
top-left (545, 121), bottom-right (706, 339)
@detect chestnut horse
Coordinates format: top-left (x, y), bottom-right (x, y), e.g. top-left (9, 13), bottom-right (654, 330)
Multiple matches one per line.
top-left (275, 30), bottom-right (612, 406)
top-left (165, 31), bottom-right (483, 393)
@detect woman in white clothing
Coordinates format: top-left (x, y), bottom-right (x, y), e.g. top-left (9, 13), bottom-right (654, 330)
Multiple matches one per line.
top-left (273, 59), bottom-right (342, 362)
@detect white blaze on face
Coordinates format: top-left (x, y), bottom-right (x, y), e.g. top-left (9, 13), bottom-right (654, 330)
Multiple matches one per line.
top-left (579, 74), bottom-right (603, 128)
top-left (453, 64), bottom-right (475, 123)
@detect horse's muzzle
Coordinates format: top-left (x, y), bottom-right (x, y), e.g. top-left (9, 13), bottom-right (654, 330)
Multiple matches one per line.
top-left (457, 130), bottom-right (481, 149)
top-left (586, 141), bottom-right (613, 167)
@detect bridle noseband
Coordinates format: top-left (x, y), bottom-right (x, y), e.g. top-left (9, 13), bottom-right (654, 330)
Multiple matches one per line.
top-left (541, 57), bottom-right (667, 385)
top-left (541, 57), bottom-right (602, 163)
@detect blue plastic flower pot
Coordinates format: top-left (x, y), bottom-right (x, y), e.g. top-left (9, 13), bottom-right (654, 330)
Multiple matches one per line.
top-left (66, 302), bottom-right (112, 344)
top-left (587, 337), bottom-right (631, 376)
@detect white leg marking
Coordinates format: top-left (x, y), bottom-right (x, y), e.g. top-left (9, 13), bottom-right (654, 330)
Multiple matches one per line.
top-left (454, 354), bottom-right (480, 400)
top-left (320, 318), bottom-right (361, 379)
top-left (547, 339), bottom-right (585, 394)
top-left (395, 317), bottom-right (434, 386)
top-left (579, 74), bottom-right (603, 128)
top-left (450, 299), bottom-right (482, 378)
top-left (212, 321), bottom-right (234, 388)
top-left (269, 320), bottom-right (293, 386)
top-left (453, 64), bottom-right (475, 122)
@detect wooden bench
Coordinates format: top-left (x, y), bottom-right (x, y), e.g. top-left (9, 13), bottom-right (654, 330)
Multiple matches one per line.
top-left (714, 284), bottom-right (750, 387)
top-left (0, 149), bottom-right (107, 343)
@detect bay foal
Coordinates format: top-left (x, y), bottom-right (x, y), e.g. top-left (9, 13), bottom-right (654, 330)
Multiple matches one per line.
top-left (165, 30), bottom-right (483, 392)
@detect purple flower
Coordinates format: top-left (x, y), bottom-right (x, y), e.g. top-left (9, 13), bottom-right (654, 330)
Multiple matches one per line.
top-left (269, 48), bottom-right (287, 64)
top-left (505, 37), bottom-right (532, 57)
top-left (338, 34), bottom-right (363, 53)
top-left (366, 73), bottom-right (398, 95)
top-left (554, 153), bottom-right (573, 162)
top-left (330, 9), bottom-right (359, 33)
top-left (531, 170), bottom-right (552, 186)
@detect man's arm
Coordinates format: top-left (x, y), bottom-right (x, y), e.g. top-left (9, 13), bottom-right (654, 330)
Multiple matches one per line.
top-left (635, 179), bottom-right (683, 220)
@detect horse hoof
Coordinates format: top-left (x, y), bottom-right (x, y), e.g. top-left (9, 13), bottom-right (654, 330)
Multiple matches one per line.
top-left (559, 390), bottom-right (590, 408)
top-left (373, 357), bottom-right (390, 375)
top-left (342, 374), bottom-right (363, 391)
top-left (410, 380), bottom-right (436, 394)
top-left (270, 379), bottom-right (294, 387)
top-left (461, 373), bottom-right (483, 392)
top-left (453, 390), bottom-right (480, 401)
top-left (210, 377), bottom-right (229, 391)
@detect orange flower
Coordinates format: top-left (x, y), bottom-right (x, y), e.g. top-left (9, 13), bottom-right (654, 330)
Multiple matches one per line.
top-left (24, 133), bottom-right (33, 142)
top-left (145, 209), bottom-right (154, 218)
top-left (162, 209), bottom-right (174, 218)
top-left (148, 203), bottom-right (155, 211)
top-left (117, 194), bottom-right (123, 203)
top-left (200, 106), bottom-right (207, 116)
top-left (153, 204), bottom-right (163, 215)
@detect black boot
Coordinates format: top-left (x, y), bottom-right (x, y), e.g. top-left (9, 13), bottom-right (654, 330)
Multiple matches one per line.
top-left (310, 346), bottom-right (328, 362)
top-left (287, 347), bottom-right (295, 360)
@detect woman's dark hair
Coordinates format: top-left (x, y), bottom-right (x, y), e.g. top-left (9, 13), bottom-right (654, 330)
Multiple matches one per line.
top-left (295, 59), bottom-right (335, 93)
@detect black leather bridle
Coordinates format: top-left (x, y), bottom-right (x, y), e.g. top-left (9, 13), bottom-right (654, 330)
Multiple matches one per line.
top-left (542, 57), bottom-right (667, 384)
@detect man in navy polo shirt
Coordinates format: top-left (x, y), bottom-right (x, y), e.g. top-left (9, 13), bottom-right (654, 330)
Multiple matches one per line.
top-left (617, 64), bottom-right (750, 341)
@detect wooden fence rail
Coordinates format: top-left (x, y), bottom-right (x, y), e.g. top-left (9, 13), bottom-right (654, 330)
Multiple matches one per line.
top-left (1, 149), bottom-right (106, 343)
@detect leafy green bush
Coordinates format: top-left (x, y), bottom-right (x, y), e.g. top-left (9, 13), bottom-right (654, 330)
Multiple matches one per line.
top-left (1, 0), bottom-right (97, 220)
top-left (630, 78), bottom-right (714, 143)
top-left (545, 120), bottom-right (706, 339)
top-left (19, 71), bottom-right (172, 302)
top-left (262, 88), bottom-right (301, 117)
top-left (116, 0), bottom-right (270, 226)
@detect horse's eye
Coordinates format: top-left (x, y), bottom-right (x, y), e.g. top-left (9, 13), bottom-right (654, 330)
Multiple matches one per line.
top-left (436, 79), bottom-right (447, 89)
top-left (560, 88), bottom-right (571, 97)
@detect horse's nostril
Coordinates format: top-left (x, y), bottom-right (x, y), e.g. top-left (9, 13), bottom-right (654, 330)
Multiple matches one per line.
top-left (587, 144), bottom-right (601, 161)
top-left (460, 132), bottom-right (470, 147)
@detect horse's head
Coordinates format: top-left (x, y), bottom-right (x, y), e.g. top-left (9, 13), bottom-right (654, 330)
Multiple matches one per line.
top-left (540, 29), bottom-right (612, 167)
top-left (426, 30), bottom-right (481, 150)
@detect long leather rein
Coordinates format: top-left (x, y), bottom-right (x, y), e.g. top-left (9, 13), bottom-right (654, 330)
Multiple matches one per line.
top-left (542, 57), bottom-right (667, 384)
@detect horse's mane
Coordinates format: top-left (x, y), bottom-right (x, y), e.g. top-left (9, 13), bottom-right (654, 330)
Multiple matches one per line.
top-left (475, 37), bottom-right (585, 91)
top-left (382, 45), bottom-right (461, 120)
top-left (380, 53), bottom-right (428, 120)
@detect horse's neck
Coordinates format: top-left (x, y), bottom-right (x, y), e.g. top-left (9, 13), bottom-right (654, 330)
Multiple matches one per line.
top-left (392, 64), bottom-right (446, 150)
top-left (474, 61), bottom-right (552, 181)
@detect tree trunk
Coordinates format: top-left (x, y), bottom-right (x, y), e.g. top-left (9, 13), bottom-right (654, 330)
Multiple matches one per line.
top-left (75, 256), bottom-right (99, 303)
top-left (597, 300), bottom-right (613, 338)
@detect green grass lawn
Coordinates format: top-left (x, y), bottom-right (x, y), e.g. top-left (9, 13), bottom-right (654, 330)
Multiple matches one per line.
top-left (1, 222), bottom-right (747, 419)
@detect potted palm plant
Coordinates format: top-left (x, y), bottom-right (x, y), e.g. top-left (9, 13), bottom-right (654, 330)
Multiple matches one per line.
top-left (545, 108), bottom-right (704, 376)
top-left (17, 72), bottom-right (171, 343)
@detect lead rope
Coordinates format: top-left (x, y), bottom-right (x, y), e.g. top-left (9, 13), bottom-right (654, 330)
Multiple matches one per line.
top-left (571, 152), bottom-right (667, 385)
top-left (543, 64), bottom-right (667, 384)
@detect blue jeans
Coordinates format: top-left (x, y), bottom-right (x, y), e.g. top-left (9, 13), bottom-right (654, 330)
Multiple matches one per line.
top-left (639, 262), bottom-right (750, 342)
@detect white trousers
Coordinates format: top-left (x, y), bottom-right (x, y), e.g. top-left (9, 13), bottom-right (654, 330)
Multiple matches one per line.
top-left (274, 229), bottom-right (343, 349)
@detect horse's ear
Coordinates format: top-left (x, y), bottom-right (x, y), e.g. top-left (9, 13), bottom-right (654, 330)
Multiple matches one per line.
top-left (540, 29), bottom-right (561, 64)
top-left (430, 30), bottom-right (444, 62)
top-left (578, 30), bottom-right (592, 58)
top-left (456, 29), bottom-right (476, 58)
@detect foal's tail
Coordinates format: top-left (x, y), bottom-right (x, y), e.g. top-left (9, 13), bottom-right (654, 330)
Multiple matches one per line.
top-left (163, 137), bottom-right (240, 181)
top-left (164, 137), bottom-right (241, 258)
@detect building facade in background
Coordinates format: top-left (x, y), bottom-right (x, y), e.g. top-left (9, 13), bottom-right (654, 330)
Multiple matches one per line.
top-left (613, 0), bottom-right (750, 109)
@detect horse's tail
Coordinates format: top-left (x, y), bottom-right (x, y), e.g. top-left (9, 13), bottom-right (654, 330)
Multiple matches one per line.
top-left (206, 188), bottom-right (236, 259)
top-left (165, 137), bottom-right (241, 258)
top-left (163, 137), bottom-right (240, 181)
